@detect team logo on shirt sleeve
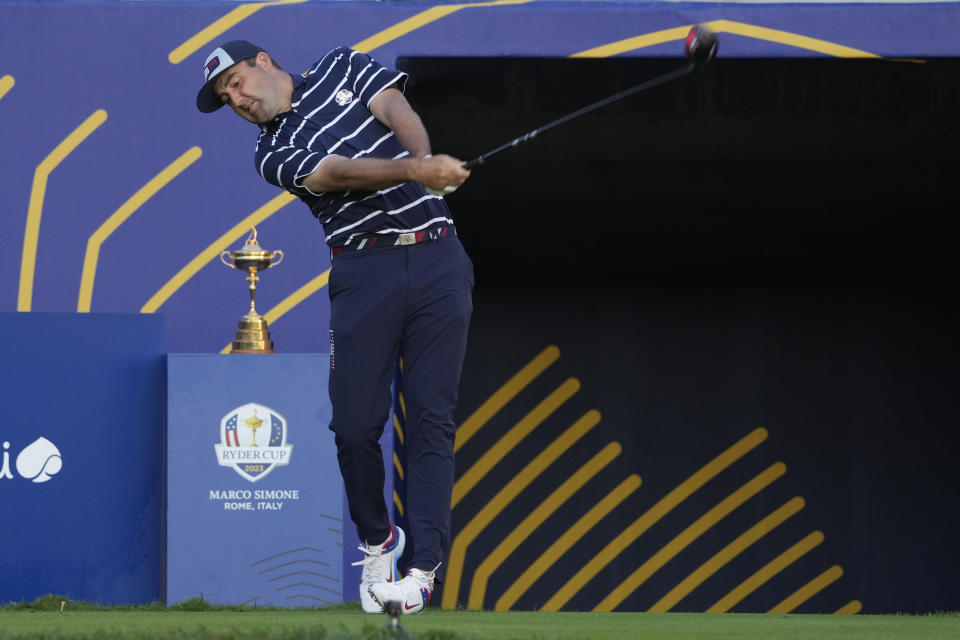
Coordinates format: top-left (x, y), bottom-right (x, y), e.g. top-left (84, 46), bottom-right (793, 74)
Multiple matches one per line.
top-left (335, 89), bottom-right (354, 106)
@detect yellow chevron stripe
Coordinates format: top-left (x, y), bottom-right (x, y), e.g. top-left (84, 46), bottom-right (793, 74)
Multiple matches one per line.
top-left (452, 378), bottom-right (580, 508)
top-left (594, 462), bottom-right (786, 612)
top-left (456, 345), bottom-right (560, 452)
top-left (0, 75), bottom-right (14, 101)
top-left (708, 20), bottom-right (879, 58)
top-left (708, 530), bottom-right (824, 613)
top-left (352, 0), bottom-right (534, 54)
top-left (496, 474), bottom-right (641, 611)
top-left (572, 20), bottom-right (879, 59)
top-left (571, 26), bottom-right (689, 58)
top-left (468, 441), bottom-right (623, 609)
top-left (442, 410), bottom-right (601, 610)
top-left (649, 496), bottom-right (805, 612)
top-left (262, 269), bottom-right (329, 326)
top-left (393, 490), bottom-right (404, 517)
top-left (19, 109), bottom-right (107, 312)
top-left (769, 565), bottom-right (844, 613)
top-left (835, 600), bottom-right (863, 615)
top-left (393, 413), bottom-right (405, 445)
top-left (218, 269), bottom-right (330, 353)
top-left (393, 451), bottom-right (404, 481)
top-left (79, 147), bottom-right (202, 312)
top-left (168, 0), bottom-right (308, 64)
top-left (540, 427), bottom-right (768, 612)
top-left (141, 192), bottom-right (295, 313)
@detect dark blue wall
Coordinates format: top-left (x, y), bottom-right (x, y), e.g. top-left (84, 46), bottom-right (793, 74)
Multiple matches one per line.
top-left (0, 313), bottom-right (165, 604)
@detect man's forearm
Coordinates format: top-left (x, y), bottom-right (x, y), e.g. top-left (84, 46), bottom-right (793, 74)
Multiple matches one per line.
top-left (302, 153), bottom-right (470, 194)
top-left (303, 156), bottom-right (419, 192)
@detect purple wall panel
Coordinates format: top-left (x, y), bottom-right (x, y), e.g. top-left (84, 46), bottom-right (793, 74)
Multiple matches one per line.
top-left (1, 1), bottom-right (958, 353)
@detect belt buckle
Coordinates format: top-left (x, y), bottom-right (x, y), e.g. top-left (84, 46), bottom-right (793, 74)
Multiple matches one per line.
top-left (398, 232), bottom-right (416, 246)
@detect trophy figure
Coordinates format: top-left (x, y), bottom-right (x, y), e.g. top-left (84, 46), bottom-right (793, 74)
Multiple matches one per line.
top-left (220, 227), bottom-right (284, 353)
top-left (244, 410), bottom-right (264, 447)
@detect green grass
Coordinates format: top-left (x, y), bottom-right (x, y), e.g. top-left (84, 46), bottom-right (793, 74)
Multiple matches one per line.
top-left (1, 596), bottom-right (958, 640)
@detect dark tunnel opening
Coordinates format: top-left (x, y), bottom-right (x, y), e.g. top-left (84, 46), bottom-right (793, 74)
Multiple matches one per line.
top-left (396, 58), bottom-right (960, 615)
top-left (399, 56), bottom-right (960, 284)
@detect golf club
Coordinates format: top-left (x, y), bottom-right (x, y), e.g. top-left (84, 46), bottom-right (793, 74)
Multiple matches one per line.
top-left (463, 63), bottom-right (692, 170)
top-left (427, 24), bottom-right (718, 194)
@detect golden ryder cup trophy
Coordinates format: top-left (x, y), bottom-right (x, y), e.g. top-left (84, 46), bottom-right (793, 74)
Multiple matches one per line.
top-left (220, 227), bottom-right (284, 353)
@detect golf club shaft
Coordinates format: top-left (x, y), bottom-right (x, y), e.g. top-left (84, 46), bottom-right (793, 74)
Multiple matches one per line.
top-left (463, 62), bottom-right (695, 170)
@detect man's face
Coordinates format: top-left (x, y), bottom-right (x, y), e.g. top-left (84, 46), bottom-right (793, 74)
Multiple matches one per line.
top-left (214, 53), bottom-right (281, 125)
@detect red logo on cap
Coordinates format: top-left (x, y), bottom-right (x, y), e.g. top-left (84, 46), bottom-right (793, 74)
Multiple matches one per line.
top-left (206, 56), bottom-right (221, 78)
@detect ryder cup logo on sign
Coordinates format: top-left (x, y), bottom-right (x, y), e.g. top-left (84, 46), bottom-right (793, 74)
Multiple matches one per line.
top-left (335, 89), bottom-right (353, 106)
top-left (214, 403), bottom-right (292, 482)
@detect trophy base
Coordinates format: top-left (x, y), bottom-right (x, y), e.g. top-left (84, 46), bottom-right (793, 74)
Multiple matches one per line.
top-left (230, 314), bottom-right (274, 354)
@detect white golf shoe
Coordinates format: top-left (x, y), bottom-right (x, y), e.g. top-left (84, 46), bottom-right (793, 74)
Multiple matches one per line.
top-left (352, 524), bottom-right (405, 613)
top-left (368, 565), bottom-right (438, 615)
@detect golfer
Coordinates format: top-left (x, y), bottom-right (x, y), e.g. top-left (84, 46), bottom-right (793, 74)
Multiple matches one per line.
top-left (197, 40), bottom-right (473, 614)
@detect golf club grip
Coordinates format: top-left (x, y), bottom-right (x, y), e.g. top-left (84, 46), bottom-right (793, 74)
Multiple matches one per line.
top-left (462, 62), bottom-right (696, 170)
top-left (463, 134), bottom-right (533, 170)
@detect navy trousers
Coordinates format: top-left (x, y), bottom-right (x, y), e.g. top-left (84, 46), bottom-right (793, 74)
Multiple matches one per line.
top-left (327, 235), bottom-right (473, 575)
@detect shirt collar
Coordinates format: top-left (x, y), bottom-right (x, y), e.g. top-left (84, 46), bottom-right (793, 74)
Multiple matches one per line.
top-left (291, 72), bottom-right (306, 106)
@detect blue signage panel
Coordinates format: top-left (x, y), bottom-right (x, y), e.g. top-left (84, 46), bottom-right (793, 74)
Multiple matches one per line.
top-left (166, 354), bottom-right (343, 607)
top-left (0, 313), bottom-right (165, 604)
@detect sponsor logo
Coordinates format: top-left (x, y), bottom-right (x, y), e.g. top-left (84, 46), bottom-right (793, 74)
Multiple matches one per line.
top-left (214, 403), bottom-right (292, 483)
top-left (1, 437), bottom-right (63, 483)
top-left (205, 55), bottom-right (221, 80)
top-left (335, 89), bottom-right (353, 106)
top-left (403, 588), bottom-right (430, 611)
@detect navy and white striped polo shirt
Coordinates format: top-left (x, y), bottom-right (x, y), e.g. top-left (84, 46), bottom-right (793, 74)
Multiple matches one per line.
top-left (255, 47), bottom-right (453, 248)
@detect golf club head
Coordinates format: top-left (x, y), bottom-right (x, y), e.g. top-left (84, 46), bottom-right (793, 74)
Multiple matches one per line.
top-left (685, 24), bottom-right (718, 63)
top-left (384, 600), bottom-right (402, 629)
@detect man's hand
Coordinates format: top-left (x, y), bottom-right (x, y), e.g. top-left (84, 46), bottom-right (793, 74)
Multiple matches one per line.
top-left (368, 89), bottom-right (469, 195)
top-left (414, 154), bottom-right (470, 195)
